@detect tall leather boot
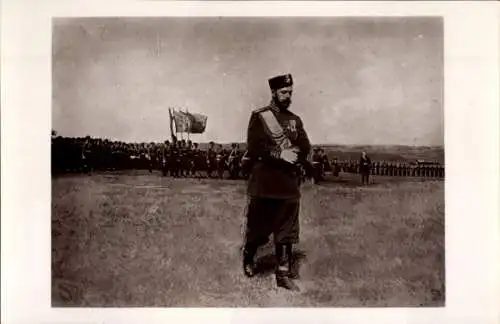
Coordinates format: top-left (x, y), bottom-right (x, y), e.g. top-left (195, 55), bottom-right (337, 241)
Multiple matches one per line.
top-left (286, 244), bottom-right (299, 279)
top-left (275, 244), bottom-right (300, 291)
top-left (243, 244), bottom-right (257, 278)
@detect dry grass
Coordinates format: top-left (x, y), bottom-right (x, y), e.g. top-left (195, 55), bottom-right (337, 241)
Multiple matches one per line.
top-left (52, 171), bottom-right (444, 307)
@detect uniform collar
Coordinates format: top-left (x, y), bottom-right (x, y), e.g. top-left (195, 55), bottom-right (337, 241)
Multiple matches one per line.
top-left (269, 100), bottom-right (281, 113)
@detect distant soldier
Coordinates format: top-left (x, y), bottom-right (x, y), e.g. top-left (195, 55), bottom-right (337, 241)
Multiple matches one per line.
top-left (359, 151), bottom-right (371, 185)
top-left (240, 150), bottom-right (251, 180)
top-left (228, 143), bottom-right (241, 179)
top-left (161, 141), bottom-right (170, 176)
top-left (320, 149), bottom-right (331, 173)
top-left (176, 140), bottom-right (184, 177)
top-left (206, 141), bottom-right (217, 178)
top-left (81, 136), bottom-right (93, 174)
top-left (146, 143), bottom-right (153, 173)
top-left (169, 141), bottom-right (180, 177)
top-left (191, 143), bottom-right (201, 177)
top-left (184, 140), bottom-right (194, 177)
top-left (311, 148), bottom-right (323, 183)
top-left (215, 144), bottom-right (226, 179)
top-left (332, 157), bottom-right (340, 177)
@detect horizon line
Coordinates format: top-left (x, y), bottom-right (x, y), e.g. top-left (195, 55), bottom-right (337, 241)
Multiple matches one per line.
top-left (52, 136), bottom-right (444, 148)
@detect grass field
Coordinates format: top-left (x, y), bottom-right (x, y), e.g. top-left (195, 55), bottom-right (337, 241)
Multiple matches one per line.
top-left (52, 171), bottom-right (445, 307)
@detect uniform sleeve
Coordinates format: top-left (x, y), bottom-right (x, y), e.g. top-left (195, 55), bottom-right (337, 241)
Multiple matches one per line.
top-left (294, 117), bottom-right (311, 162)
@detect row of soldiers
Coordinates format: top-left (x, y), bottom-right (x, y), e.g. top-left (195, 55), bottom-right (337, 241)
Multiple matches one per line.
top-left (336, 160), bottom-right (445, 178)
top-left (51, 136), bottom-right (249, 179)
top-left (52, 136), bottom-right (444, 179)
top-left (310, 147), bottom-right (444, 180)
top-left (160, 140), bottom-right (249, 179)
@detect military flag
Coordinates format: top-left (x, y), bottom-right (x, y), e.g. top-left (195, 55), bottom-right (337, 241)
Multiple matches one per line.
top-left (171, 110), bottom-right (191, 133)
top-left (186, 113), bottom-right (208, 134)
top-left (170, 109), bottom-right (208, 135)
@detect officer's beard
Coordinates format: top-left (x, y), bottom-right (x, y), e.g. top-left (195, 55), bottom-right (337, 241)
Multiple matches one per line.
top-left (273, 95), bottom-right (292, 110)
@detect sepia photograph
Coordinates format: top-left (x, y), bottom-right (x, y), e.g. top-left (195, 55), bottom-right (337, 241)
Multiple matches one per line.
top-left (50, 17), bottom-right (445, 307)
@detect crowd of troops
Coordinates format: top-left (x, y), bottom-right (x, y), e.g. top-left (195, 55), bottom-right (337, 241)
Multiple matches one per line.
top-left (51, 136), bottom-right (249, 179)
top-left (310, 147), bottom-right (444, 182)
top-left (51, 136), bottom-right (444, 180)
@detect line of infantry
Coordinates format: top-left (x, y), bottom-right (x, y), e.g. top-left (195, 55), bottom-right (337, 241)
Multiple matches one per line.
top-left (52, 137), bottom-right (251, 179)
top-left (52, 136), bottom-right (444, 181)
top-left (310, 149), bottom-right (445, 183)
top-left (159, 140), bottom-right (250, 179)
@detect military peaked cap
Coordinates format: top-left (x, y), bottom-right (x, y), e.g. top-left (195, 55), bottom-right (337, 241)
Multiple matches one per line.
top-left (268, 73), bottom-right (293, 90)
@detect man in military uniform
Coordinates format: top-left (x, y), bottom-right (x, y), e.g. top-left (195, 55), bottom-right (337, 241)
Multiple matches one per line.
top-left (359, 151), bottom-right (371, 185)
top-left (311, 147), bottom-right (324, 183)
top-left (161, 141), bottom-right (170, 177)
top-left (332, 157), bottom-right (340, 177)
top-left (177, 140), bottom-right (185, 177)
top-left (184, 140), bottom-right (194, 177)
top-left (242, 73), bottom-right (311, 291)
top-left (240, 150), bottom-right (251, 180)
top-left (191, 142), bottom-right (201, 178)
top-left (228, 143), bottom-right (241, 179)
top-left (169, 141), bottom-right (180, 177)
top-left (216, 144), bottom-right (227, 179)
top-left (206, 141), bottom-right (217, 178)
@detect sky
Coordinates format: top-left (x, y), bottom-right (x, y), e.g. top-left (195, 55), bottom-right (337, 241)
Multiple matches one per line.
top-left (52, 17), bottom-right (444, 146)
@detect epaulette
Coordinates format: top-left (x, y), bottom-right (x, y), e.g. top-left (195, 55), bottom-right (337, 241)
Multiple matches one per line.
top-left (252, 105), bottom-right (271, 114)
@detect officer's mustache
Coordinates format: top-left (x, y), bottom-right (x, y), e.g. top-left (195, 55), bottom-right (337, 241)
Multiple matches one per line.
top-left (276, 97), bottom-right (291, 108)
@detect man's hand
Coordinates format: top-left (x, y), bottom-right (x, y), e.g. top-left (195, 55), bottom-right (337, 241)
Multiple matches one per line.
top-left (280, 147), bottom-right (299, 164)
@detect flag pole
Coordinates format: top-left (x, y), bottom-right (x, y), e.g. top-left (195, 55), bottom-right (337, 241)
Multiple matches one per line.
top-left (169, 107), bottom-right (174, 143)
top-left (174, 108), bottom-right (179, 142)
top-left (186, 108), bottom-right (190, 141)
top-left (179, 108), bottom-right (184, 141)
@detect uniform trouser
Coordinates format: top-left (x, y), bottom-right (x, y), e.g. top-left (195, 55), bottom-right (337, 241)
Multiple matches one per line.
top-left (244, 197), bottom-right (300, 249)
top-left (361, 171), bottom-right (370, 184)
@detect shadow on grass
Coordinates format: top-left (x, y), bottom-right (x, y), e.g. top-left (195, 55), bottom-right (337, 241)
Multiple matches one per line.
top-left (254, 250), bottom-right (307, 277)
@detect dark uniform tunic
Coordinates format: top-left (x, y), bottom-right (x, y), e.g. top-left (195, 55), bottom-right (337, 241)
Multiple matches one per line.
top-left (206, 148), bottom-right (217, 176)
top-left (244, 102), bottom-right (311, 246)
top-left (359, 155), bottom-right (371, 184)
